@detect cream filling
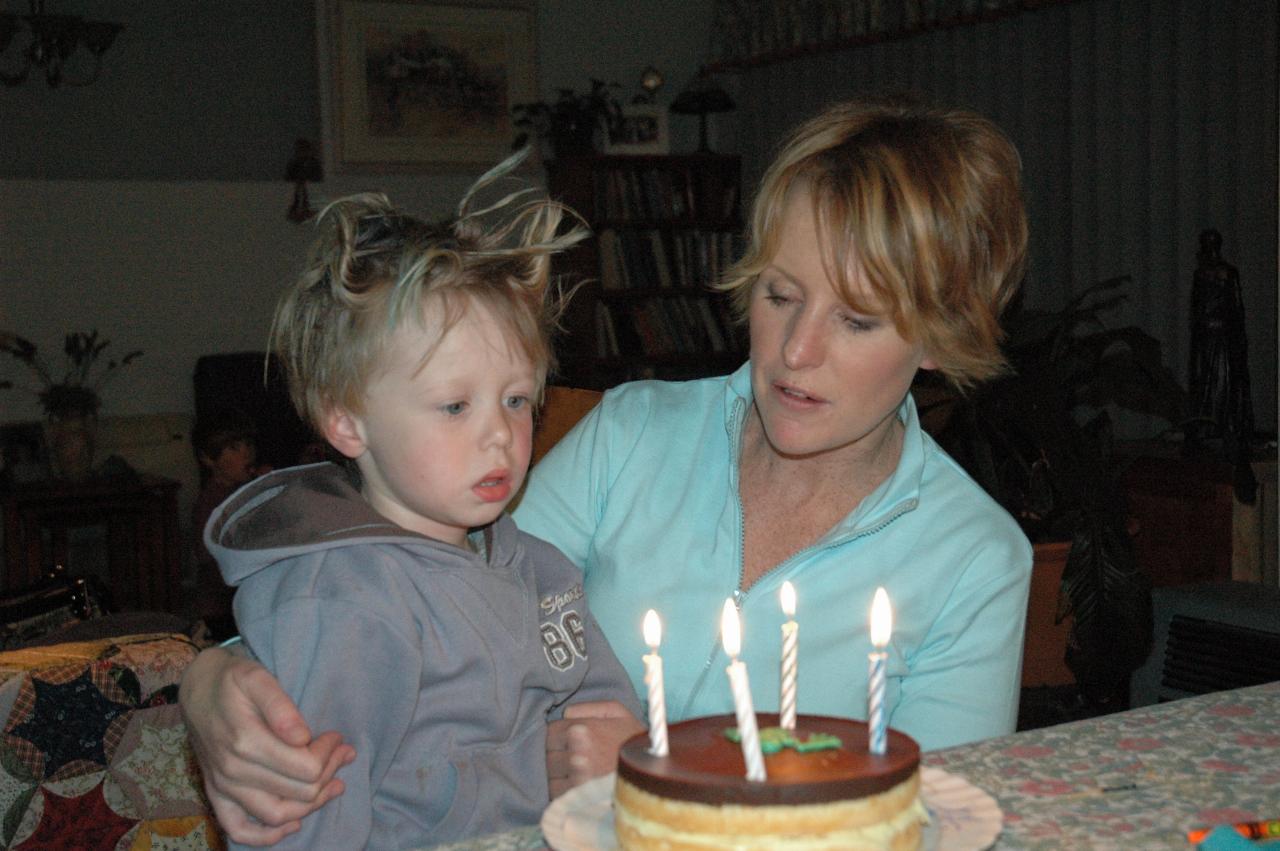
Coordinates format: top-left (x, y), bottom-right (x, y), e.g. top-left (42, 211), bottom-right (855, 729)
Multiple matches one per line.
top-left (615, 796), bottom-right (929, 850)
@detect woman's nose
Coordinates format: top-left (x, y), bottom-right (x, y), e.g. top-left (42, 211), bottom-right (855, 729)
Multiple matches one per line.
top-left (782, 312), bottom-right (827, 370)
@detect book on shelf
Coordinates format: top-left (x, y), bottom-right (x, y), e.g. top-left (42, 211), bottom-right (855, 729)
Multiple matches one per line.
top-left (695, 297), bottom-right (727, 352)
top-left (595, 302), bottom-right (620, 358)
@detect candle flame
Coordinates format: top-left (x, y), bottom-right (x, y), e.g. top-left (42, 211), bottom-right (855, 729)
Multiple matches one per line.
top-left (643, 609), bottom-right (662, 649)
top-left (721, 598), bottom-right (741, 658)
top-left (870, 587), bottom-right (892, 648)
top-left (780, 581), bottom-right (796, 618)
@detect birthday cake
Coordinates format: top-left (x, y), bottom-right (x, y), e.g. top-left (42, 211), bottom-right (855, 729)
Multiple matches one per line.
top-left (613, 713), bottom-right (926, 850)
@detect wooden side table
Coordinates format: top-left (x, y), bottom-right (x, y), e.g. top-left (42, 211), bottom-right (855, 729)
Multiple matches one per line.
top-left (1, 474), bottom-right (181, 612)
top-left (1118, 445), bottom-right (1278, 588)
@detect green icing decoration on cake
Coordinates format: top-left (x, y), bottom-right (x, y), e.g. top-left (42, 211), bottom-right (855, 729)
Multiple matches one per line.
top-left (723, 726), bottom-right (842, 754)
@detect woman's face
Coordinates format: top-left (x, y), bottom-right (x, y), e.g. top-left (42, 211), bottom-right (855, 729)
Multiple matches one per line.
top-left (747, 188), bottom-right (935, 460)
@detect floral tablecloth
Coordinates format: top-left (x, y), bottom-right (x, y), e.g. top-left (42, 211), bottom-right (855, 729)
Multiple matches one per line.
top-left (436, 681), bottom-right (1280, 851)
top-left (926, 680), bottom-right (1280, 849)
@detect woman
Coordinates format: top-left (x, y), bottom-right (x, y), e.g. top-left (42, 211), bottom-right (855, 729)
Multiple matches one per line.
top-left (180, 97), bottom-right (1031, 844)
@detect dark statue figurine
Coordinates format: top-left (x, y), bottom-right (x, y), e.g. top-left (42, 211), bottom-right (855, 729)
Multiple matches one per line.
top-left (1186, 228), bottom-right (1256, 502)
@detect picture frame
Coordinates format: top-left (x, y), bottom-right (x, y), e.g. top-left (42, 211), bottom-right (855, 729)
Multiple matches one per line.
top-left (0, 422), bottom-right (49, 486)
top-left (605, 104), bottom-right (670, 155)
top-left (319, 0), bottom-right (536, 173)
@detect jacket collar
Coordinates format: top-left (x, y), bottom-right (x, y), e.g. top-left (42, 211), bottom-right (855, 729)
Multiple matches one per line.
top-left (722, 361), bottom-right (924, 543)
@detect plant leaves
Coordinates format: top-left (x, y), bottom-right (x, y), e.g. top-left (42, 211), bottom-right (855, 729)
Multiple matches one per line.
top-left (920, 273), bottom-right (1172, 697)
top-left (1060, 512), bottom-right (1153, 701)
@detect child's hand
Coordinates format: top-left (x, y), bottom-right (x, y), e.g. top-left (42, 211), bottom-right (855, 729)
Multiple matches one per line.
top-left (179, 647), bottom-right (355, 844)
top-left (546, 700), bottom-right (644, 799)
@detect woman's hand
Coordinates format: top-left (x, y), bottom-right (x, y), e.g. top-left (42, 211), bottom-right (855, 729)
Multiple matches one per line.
top-left (179, 647), bottom-right (355, 844)
top-left (546, 700), bottom-right (645, 799)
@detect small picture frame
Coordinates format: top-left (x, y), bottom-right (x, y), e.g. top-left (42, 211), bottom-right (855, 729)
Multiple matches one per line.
top-left (0, 422), bottom-right (49, 486)
top-left (607, 105), bottom-right (670, 155)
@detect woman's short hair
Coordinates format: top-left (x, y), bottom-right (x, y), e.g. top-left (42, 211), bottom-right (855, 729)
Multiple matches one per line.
top-left (270, 151), bottom-right (587, 432)
top-left (720, 98), bottom-right (1028, 390)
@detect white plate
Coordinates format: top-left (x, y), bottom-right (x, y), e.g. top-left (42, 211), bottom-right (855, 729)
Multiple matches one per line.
top-left (542, 767), bottom-right (1001, 851)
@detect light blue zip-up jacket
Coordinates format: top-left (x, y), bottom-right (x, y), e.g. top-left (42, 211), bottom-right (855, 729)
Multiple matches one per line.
top-left (515, 363), bottom-right (1032, 751)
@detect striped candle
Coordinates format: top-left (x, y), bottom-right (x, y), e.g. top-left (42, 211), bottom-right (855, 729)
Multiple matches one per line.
top-left (722, 599), bottom-right (767, 782)
top-left (779, 581), bottom-right (798, 730)
top-left (867, 587), bottom-right (892, 756)
top-left (642, 609), bottom-right (668, 757)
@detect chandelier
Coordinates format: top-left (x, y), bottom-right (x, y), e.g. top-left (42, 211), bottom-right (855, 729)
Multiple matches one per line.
top-left (0, 1), bottom-right (122, 87)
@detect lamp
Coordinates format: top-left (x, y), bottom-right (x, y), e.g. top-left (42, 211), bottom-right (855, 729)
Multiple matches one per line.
top-left (669, 68), bottom-right (735, 153)
top-left (637, 65), bottom-right (664, 103)
top-left (0, 1), bottom-right (122, 88)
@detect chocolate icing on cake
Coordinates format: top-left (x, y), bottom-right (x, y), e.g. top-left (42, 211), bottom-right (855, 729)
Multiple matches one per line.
top-left (617, 713), bottom-right (919, 806)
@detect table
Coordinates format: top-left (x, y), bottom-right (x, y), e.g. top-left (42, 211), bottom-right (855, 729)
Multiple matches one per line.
top-left (925, 681), bottom-right (1280, 848)
top-left (435, 681), bottom-right (1280, 850)
top-left (1, 474), bottom-right (181, 612)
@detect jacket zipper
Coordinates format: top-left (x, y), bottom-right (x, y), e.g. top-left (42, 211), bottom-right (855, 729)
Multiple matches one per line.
top-left (678, 397), bottom-right (919, 717)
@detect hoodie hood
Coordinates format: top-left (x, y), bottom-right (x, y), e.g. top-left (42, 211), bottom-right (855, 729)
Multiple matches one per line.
top-left (207, 462), bottom-right (515, 587)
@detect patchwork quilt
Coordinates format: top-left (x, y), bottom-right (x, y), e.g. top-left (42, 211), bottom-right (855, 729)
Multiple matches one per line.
top-left (0, 634), bottom-right (223, 849)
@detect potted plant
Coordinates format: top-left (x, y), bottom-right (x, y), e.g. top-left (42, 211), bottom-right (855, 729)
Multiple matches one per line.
top-left (512, 79), bottom-right (623, 159)
top-left (917, 275), bottom-right (1187, 713)
top-left (1, 330), bottom-right (143, 481)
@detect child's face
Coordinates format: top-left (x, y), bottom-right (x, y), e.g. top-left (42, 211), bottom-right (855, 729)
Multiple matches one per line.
top-left (205, 439), bottom-right (257, 489)
top-left (340, 303), bottom-right (537, 547)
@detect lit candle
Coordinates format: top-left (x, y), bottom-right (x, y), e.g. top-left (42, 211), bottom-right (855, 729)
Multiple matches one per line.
top-left (779, 581), bottom-right (798, 731)
top-left (642, 609), bottom-right (668, 756)
top-left (868, 587), bottom-right (892, 755)
top-left (721, 599), bottom-right (767, 781)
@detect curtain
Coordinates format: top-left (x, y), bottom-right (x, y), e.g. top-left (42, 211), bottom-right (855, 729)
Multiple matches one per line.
top-left (719, 0), bottom-right (1278, 431)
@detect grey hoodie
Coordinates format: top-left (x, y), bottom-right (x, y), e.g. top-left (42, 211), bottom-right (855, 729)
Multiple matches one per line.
top-left (209, 463), bottom-right (640, 849)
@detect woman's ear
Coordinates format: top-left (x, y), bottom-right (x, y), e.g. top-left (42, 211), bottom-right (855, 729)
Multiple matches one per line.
top-left (322, 406), bottom-right (367, 460)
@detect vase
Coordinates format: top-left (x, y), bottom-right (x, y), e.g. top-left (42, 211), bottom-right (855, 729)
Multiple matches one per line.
top-left (550, 119), bottom-right (598, 159)
top-left (45, 415), bottom-right (97, 482)
top-left (1021, 539), bottom-right (1075, 688)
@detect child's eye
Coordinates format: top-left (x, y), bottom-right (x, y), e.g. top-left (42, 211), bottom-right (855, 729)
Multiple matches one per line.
top-left (505, 395), bottom-right (529, 410)
top-left (442, 401), bottom-right (467, 415)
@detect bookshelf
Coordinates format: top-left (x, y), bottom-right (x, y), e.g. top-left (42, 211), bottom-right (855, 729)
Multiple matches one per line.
top-left (546, 154), bottom-right (747, 390)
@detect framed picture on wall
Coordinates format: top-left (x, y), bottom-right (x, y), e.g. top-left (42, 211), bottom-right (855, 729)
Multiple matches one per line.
top-left (605, 105), bottom-right (669, 155)
top-left (319, 0), bottom-right (536, 172)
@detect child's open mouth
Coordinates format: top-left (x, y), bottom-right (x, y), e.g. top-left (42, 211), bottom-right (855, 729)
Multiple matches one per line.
top-left (474, 472), bottom-right (511, 502)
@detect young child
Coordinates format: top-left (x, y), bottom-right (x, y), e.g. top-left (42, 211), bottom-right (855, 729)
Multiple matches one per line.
top-left (204, 152), bottom-right (641, 849)
top-left (191, 405), bottom-right (265, 639)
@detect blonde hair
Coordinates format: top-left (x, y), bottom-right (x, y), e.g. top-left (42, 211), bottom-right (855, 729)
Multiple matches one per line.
top-left (720, 99), bottom-right (1028, 389)
top-left (271, 150), bottom-right (587, 432)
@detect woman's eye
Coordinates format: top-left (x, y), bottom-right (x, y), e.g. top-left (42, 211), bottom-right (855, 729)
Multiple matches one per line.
top-left (442, 401), bottom-right (467, 415)
top-left (505, 395), bottom-right (529, 410)
top-left (842, 315), bottom-right (876, 332)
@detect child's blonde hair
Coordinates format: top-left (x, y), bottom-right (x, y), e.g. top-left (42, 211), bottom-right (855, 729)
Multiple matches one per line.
top-left (271, 150), bottom-right (587, 433)
top-left (719, 98), bottom-right (1028, 390)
